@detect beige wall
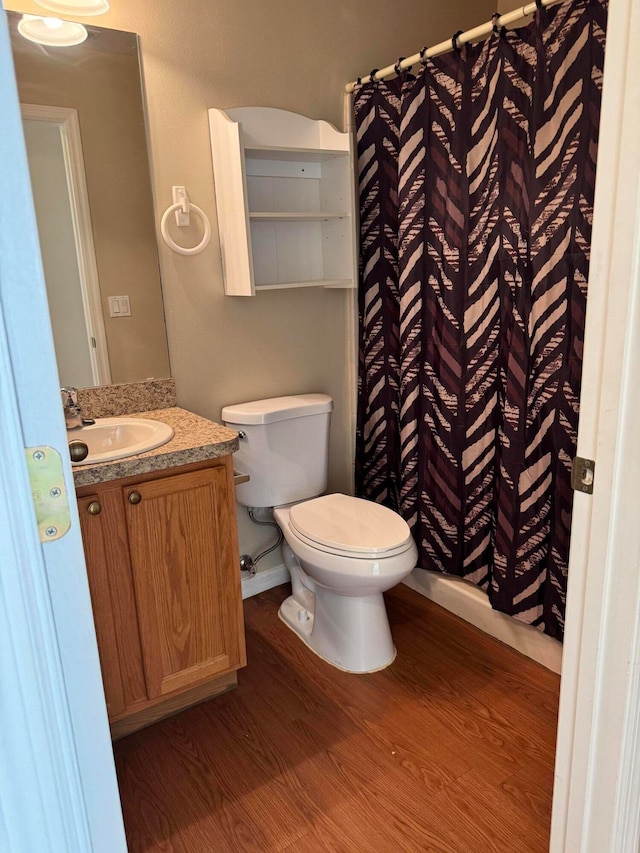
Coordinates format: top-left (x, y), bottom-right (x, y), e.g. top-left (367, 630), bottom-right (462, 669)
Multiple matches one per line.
top-left (6, 0), bottom-right (495, 561)
top-left (497, 0), bottom-right (531, 21)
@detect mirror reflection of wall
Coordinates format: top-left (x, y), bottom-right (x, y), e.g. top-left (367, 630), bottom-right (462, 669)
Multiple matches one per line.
top-left (8, 11), bottom-right (171, 387)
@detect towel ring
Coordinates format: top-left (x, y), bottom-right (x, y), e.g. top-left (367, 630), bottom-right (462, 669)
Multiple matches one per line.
top-left (160, 197), bottom-right (211, 256)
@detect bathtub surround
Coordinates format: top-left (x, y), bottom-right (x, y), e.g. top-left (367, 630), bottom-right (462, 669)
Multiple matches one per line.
top-left (354, 0), bottom-right (607, 641)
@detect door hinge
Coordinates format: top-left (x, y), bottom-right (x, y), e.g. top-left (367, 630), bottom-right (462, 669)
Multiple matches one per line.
top-left (25, 446), bottom-right (71, 542)
top-left (571, 456), bottom-right (595, 495)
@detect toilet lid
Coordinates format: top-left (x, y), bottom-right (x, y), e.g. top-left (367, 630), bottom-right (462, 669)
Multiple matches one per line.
top-left (289, 494), bottom-right (412, 557)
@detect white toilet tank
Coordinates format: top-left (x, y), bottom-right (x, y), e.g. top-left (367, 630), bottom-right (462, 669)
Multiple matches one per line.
top-left (221, 394), bottom-right (333, 508)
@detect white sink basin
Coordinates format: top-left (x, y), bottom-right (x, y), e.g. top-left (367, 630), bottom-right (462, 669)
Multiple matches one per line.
top-left (68, 417), bottom-right (174, 465)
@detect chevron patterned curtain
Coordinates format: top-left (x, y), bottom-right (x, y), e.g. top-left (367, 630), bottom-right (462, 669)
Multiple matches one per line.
top-left (354, 0), bottom-right (607, 641)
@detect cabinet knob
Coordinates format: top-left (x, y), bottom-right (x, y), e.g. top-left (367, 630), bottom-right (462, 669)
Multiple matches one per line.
top-left (128, 491), bottom-right (142, 505)
top-left (87, 501), bottom-right (102, 516)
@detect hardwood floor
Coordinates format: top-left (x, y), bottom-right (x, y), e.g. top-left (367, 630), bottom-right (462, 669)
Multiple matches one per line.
top-left (114, 583), bottom-right (560, 852)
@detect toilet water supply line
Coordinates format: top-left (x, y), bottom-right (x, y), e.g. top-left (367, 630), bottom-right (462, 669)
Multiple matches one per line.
top-left (239, 508), bottom-right (284, 577)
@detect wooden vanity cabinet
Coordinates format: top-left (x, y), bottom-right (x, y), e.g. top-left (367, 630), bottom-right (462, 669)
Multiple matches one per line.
top-left (77, 455), bottom-right (246, 738)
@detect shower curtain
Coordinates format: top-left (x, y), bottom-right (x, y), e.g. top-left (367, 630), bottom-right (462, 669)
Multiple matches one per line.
top-left (354, 0), bottom-right (607, 641)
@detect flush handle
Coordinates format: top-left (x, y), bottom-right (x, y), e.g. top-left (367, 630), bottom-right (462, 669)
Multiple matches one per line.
top-left (128, 491), bottom-right (142, 505)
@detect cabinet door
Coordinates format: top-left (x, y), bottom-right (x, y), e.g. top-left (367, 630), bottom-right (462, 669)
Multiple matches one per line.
top-left (124, 463), bottom-right (245, 699)
top-left (78, 495), bottom-right (126, 716)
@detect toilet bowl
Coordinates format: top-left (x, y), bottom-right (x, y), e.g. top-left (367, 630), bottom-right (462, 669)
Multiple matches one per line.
top-left (221, 393), bottom-right (417, 674)
top-left (274, 495), bottom-right (417, 673)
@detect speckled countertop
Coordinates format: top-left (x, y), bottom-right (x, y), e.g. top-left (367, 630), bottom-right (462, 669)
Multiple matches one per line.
top-left (71, 407), bottom-right (239, 487)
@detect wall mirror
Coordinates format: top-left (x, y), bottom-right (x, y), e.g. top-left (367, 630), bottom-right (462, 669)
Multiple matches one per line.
top-left (8, 10), bottom-right (170, 388)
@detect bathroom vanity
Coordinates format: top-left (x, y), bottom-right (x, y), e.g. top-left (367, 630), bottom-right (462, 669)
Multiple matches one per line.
top-left (71, 403), bottom-right (246, 739)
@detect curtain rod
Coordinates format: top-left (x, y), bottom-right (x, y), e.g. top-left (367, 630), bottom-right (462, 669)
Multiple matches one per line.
top-left (345, 0), bottom-right (565, 93)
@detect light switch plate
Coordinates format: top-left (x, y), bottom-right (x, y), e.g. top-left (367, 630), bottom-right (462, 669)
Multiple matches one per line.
top-left (108, 295), bottom-right (131, 317)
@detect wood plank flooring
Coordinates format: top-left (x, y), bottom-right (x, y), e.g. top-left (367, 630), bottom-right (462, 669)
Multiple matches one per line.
top-left (114, 583), bottom-right (560, 852)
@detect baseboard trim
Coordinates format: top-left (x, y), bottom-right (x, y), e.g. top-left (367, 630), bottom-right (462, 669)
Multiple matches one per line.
top-left (110, 671), bottom-right (238, 740)
top-left (403, 569), bottom-right (562, 674)
top-left (241, 563), bottom-right (290, 599)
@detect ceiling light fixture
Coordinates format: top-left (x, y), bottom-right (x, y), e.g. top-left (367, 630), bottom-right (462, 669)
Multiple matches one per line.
top-left (18, 14), bottom-right (88, 46)
top-left (34, 0), bottom-right (110, 15)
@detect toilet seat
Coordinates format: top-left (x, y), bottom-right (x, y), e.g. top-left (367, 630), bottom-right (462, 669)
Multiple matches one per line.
top-left (288, 494), bottom-right (413, 560)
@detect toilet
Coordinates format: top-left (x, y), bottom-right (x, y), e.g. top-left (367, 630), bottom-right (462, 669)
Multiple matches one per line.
top-left (221, 393), bottom-right (417, 673)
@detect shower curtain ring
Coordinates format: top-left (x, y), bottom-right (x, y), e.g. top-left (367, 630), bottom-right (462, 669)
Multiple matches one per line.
top-left (369, 68), bottom-right (380, 83)
top-left (394, 57), bottom-right (406, 77)
top-left (452, 30), bottom-right (464, 52)
top-left (419, 46), bottom-right (428, 64)
top-left (534, 0), bottom-right (546, 25)
top-left (491, 12), bottom-right (501, 33)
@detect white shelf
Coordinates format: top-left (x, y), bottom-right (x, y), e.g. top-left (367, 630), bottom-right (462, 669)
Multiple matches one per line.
top-left (244, 145), bottom-right (349, 162)
top-left (256, 279), bottom-right (352, 291)
top-left (208, 107), bottom-right (358, 296)
top-left (249, 211), bottom-right (348, 221)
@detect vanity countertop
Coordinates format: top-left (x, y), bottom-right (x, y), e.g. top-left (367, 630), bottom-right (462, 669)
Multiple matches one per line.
top-left (71, 406), bottom-right (239, 487)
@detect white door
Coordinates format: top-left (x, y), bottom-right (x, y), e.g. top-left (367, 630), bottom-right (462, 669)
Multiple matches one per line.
top-left (551, 0), bottom-right (640, 849)
top-left (0, 10), bottom-right (126, 853)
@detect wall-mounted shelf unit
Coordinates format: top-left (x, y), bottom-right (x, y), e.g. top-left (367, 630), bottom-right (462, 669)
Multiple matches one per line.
top-left (208, 107), bottom-right (357, 296)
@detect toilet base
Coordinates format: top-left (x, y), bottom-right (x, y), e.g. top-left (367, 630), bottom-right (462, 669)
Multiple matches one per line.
top-left (278, 587), bottom-right (397, 674)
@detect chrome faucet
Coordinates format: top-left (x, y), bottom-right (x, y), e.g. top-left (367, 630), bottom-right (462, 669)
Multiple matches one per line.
top-left (61, 386), bottom-right (83, 429)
